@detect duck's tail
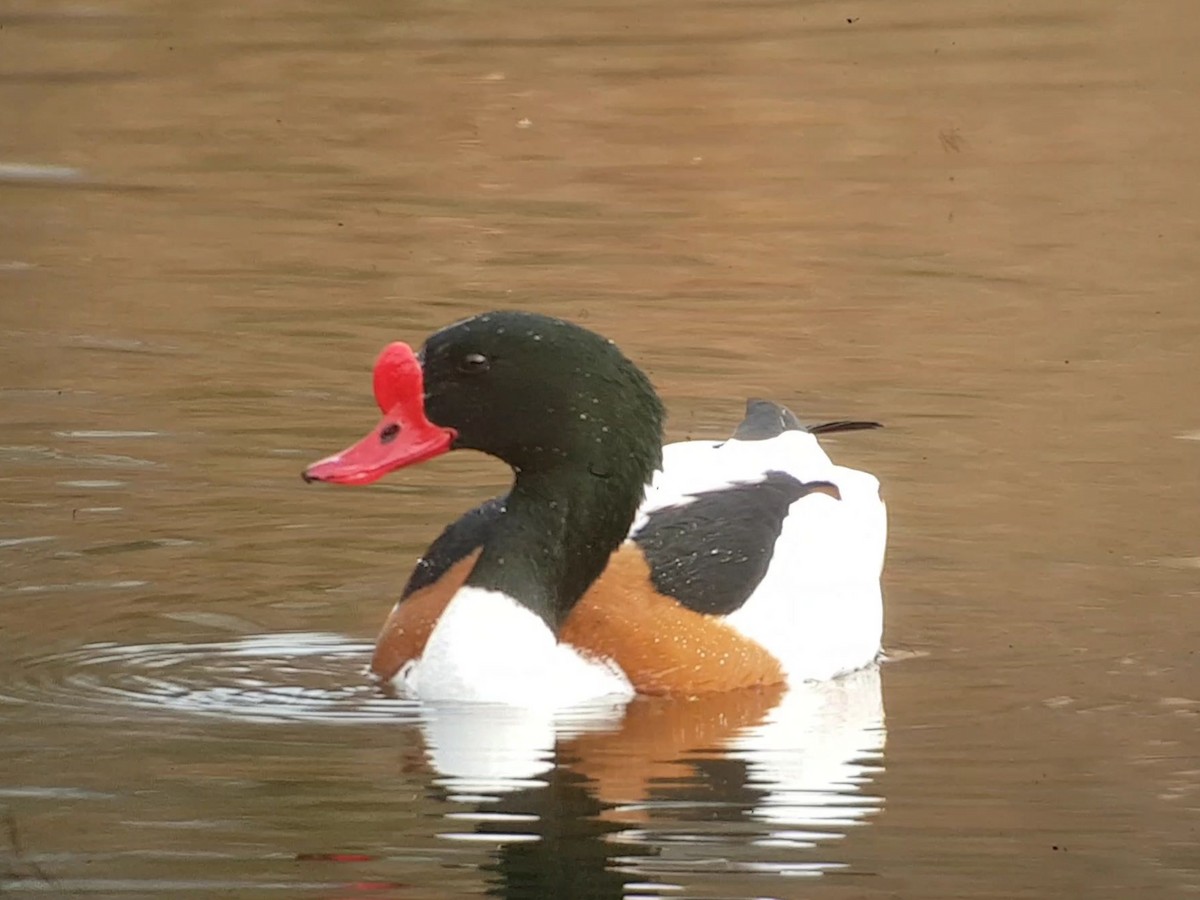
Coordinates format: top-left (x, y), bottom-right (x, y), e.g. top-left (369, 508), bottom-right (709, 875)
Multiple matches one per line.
top-left (732, 398), bottom-right (881, 441)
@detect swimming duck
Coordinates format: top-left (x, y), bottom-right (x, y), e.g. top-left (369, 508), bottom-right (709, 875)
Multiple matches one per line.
top-left (304, 311), bottom-right (886, 705)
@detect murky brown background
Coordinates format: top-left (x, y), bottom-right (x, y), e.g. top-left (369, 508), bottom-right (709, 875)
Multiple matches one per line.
top-left (2, 0), bottom-right (1198, 897)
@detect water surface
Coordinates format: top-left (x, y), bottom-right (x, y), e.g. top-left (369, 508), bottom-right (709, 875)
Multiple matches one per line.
top-left (1, 0), bottom-right (1197, 897)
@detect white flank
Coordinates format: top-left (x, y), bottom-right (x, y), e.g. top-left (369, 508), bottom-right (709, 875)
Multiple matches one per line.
top-left (399, 586), bottom-right (635, 706)
top-left (724, 464), bottom-right (886, 680)
top-left (638, 430), bottom-right (887, 682)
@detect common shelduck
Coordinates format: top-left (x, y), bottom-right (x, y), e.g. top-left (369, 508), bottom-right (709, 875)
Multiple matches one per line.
top-left (304, 311), bottom-right (887, 705)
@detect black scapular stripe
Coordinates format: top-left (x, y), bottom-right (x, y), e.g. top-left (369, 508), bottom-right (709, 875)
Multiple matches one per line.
top-left (632, 471), bottom-right (840, 616)
top-left (400, 495), bottom-right (505, 599)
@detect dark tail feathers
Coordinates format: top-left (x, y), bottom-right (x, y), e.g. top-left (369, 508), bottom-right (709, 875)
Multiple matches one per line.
top-left (732, 398), bottom-right (881, 441)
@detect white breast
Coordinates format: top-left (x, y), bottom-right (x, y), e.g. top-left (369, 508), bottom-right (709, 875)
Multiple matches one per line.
top-left (398, 586), bottom-right (634, 706)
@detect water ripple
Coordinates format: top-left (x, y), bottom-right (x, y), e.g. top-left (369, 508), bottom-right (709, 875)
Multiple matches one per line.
top-left (4, 632), bottom-right (420, 725)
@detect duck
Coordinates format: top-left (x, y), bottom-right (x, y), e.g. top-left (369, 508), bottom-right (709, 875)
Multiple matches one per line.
top-left (304, 311), bottom-right (887, 706)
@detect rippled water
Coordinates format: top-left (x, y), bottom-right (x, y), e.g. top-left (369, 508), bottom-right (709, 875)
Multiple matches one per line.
top-left (6, 633), bottom-right (401, 722)
top-left (3, 631), bottom-right (885, 897)
top-left (3, 0), bottom-right (1199, 897)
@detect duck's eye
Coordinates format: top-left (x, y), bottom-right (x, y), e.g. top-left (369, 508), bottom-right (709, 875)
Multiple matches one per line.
top-left (458, 352), bottom-right (490, 374)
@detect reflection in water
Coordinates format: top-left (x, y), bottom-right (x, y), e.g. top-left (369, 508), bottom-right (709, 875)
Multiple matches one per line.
top-left (422, 668), bottom-right (884, 897)
top-left (5, 634), bottom-right (883, 897)
top-left (477, 765), bottom-right (646, 900)
top-left (421, 699), bottom-right (629, 798)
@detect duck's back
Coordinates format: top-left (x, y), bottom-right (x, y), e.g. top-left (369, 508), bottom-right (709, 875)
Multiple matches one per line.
top-left (632, 403), bottom-right (886, 682)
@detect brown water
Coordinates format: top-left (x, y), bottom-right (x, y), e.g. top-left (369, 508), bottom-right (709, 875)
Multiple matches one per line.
top-left (2, 0), bottom-right (1198, 897)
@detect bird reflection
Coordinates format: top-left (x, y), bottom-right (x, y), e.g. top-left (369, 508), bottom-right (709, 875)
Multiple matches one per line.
top-left (417, 666), bottom-right (885, 899)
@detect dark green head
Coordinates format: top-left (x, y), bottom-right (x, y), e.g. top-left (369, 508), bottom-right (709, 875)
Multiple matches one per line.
top-left (303, 311), bottom-right (666, 628)
top-left (421, 311), bottom-right (664, 481)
